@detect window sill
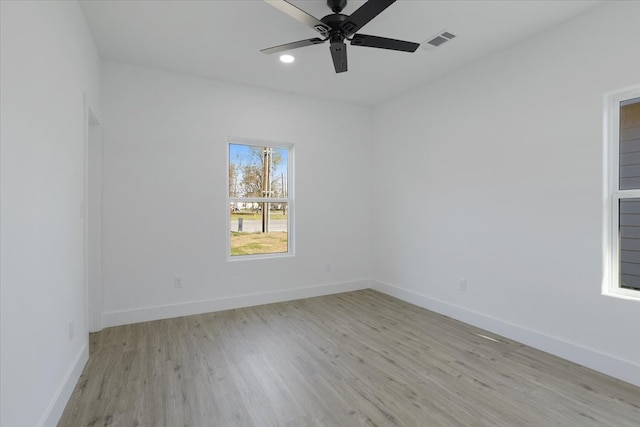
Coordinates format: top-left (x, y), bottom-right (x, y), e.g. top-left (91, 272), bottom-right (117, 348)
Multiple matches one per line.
top-left (602, 288), bottom-right (640, 301)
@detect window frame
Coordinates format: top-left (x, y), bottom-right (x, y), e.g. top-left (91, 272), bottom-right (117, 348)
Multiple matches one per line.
top-left (226, 138), bottom-right (294, 261)
top-left (604, 86), bottom-right (640, 299)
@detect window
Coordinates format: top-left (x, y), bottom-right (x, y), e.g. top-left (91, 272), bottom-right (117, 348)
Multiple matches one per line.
top-left (227, 140), bottom-right (293, 258)
top-left (605, 87), bottom-right (640, 298)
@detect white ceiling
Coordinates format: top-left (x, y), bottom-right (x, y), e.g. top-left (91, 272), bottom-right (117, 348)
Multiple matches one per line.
top-left (80, 0), bottom-right (601, 107)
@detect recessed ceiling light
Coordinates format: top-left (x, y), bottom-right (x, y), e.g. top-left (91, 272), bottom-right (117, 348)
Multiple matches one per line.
top-left (279, 54), bottom-right (295, 64)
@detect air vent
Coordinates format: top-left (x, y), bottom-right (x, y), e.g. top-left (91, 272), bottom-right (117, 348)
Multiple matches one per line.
top-left (422, 30), bottom-right (456, 51)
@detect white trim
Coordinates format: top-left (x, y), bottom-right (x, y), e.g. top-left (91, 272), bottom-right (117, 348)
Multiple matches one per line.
top-left (102, 279), bottom-right (371, 327)
top-left (87, 110), bottom-right (103, 332)
top-left (371, 280), bottom-right (640, 388)
top-left (228, 136), bottom-right (295, 150)
top-left (38, 344), bottom-right (89, 427)
top-left (231, 197), bottom-right (290, 203)
top-left (603, 86), bottom-right (640, 300)
top-left (226, 249), bottom-right (292, 262)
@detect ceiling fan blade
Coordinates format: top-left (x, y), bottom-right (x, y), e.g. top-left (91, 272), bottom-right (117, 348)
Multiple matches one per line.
top-left (330, 41), bottom-right (348, 73)
top-left (341, 0), bottom-right (396, 36)
top-left (264, 0), bottom-right (330, 36)
top-left (350, 34), bottom-right (419, 52)
top-left (261, 38), bottom-right (325, 54)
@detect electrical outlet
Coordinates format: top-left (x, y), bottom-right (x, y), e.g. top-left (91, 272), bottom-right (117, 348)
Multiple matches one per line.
top-left (68, 320), bottom-right (75, 340)
top-left (459, 278), bottom-right (467, 292)
top-left (174, 276), bottom-right (183, 288)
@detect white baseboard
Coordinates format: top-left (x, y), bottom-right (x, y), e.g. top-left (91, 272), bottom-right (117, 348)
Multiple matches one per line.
top-left (39, 343), bottom-right (89, 427)
top-left (102, 279), bottom-right (371, 328)
top-left (371, 280), bottom-right (640, 388)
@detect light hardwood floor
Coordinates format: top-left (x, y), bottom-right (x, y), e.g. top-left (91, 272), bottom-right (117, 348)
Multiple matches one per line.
top-left (59, 290), bottom-right (640, 426)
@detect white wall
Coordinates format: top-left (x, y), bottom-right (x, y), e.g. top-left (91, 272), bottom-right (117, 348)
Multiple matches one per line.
top-left (371, 0), bottom-right (640, 386)
top-left (100, 61), bottom-right (372, 326)
top-left (0, 1), bottom-right (101, 426)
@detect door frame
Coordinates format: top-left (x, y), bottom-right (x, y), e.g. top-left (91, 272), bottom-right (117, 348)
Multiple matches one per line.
top-left (84, 101), bottom-right (103, 333)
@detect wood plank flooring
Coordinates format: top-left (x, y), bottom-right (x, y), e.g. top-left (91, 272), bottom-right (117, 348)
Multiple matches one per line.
top-left (59, 290), bottom-right (640, 426)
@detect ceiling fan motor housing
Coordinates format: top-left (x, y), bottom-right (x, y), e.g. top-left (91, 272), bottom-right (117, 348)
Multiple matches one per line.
top-left (321, 13), bottom-right (350, 41)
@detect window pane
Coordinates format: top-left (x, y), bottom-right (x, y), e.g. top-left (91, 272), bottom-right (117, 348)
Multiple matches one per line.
top-left (619, 97), bottom-right (640, 190)
top-left (619, 198), bottom-right (640, 290)
top-left (230, 203), bottom-right (288, 256)
top-left (229, 144), bottom-right (288, 198)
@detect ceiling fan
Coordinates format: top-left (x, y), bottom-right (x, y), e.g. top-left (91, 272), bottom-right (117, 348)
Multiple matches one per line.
top-left (261, 0), bottom-right (420, 73)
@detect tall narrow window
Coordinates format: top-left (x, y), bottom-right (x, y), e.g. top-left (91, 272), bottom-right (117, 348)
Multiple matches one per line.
top-left (606, 87), bottom-right (640, 298)
top-left (228, 140), bottom-right (293, 258)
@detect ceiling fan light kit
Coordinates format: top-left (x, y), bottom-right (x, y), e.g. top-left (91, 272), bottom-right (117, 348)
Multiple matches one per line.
top-left (262, 0), bottom-right (420, 74)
